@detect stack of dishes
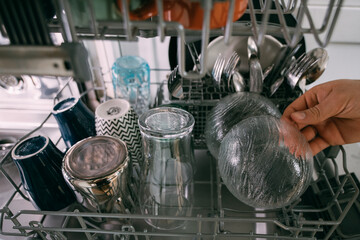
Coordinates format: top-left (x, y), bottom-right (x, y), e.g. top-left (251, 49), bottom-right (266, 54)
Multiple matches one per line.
top-left (205, 92), bottom-right (313, 209)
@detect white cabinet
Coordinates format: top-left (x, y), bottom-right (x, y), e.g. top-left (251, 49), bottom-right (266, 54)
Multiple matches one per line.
top-left (305, 0), bottom-right (360, 177)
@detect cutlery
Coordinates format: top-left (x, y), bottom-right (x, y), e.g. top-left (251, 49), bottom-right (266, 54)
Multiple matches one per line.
top-left (187, 42), bottom-right (201, 71)
top-left (212, 54), bottom-right (226, 89)
top-left (224, 51), bottom-right (241, 90)
top-left (304, 48), bottom-right (329, 85)
top-left (167, 66), bottom-right (184, 99)
top-left (168, 42), bottom-right (211, 99)
top-left (263, 64), bottom-right (274, 81)
top-left (270, 50), bottom-right (318, 96)
top-left (269, 76), bottom-right (285, 97)
top-left (266, 44), bottom-right (302, 96)
top-left (285, 52), bottom-right (319, 89)
top-left (269, 56), bottom-right (295, 96)
top-left (230, 71), bottom-right (246, 92)
top-left (247, 37), bottom-right (263, 93)
top-left (270, 48), bottom-right (328, 96)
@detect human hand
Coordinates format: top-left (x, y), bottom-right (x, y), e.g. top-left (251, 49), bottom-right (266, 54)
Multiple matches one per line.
top-left (281, 79), bottom-right (360, 155)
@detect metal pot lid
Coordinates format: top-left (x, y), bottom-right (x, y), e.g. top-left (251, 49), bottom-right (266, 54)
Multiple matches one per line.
top-left (63, 136), bottom-right (128, 180)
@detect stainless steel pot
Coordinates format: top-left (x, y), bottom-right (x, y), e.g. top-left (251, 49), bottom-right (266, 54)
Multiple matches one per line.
top-left (62, 136), bottom-right (134, 213)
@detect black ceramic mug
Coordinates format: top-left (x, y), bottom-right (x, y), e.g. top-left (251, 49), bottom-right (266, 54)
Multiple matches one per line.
top-left (11, 135), bottom-right (76, 211)
top-left (52, 97), bottom-right (96, 148)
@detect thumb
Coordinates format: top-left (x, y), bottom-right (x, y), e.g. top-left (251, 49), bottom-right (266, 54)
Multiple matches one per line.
top-left (290, 103), bottom-right (333, 125)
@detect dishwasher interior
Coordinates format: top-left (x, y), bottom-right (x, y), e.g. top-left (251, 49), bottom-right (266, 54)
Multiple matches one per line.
top-left (0, 0), bottom-right (360, 239)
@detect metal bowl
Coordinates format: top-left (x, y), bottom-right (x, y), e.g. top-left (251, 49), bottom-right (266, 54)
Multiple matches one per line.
top-left (204, 35), bottom-right (283, 75)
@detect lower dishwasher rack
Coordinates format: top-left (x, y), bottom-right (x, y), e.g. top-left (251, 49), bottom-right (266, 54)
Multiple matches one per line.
top-left (0, 79), bottom-right (359, 240)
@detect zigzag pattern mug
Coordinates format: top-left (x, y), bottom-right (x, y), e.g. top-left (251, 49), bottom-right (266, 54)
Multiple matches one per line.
top-left (95, 99), bottom-right (143, 177)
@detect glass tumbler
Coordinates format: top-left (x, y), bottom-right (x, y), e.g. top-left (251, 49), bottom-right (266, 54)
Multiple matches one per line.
top-left (112, 56), bottom-right (150, 116)
top-left (52, 97), bottom-right (96, 149)
top-left (11, 135), bottom-right (76, 211)
top-left (138, 107), bottom-right (195, 230)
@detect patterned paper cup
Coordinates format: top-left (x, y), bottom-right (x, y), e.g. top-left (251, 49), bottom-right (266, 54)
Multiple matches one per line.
top-left (95, 99), bottom-right (143, 177)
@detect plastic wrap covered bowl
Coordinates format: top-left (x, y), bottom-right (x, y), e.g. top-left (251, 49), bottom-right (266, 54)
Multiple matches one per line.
top-left (218, 116), bottom-right (313, 209)
top-left (205, 92), bottom-right (281, 159)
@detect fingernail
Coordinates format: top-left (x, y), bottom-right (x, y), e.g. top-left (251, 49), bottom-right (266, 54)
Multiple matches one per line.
top-left (292, 111), bottom-right (306, 120)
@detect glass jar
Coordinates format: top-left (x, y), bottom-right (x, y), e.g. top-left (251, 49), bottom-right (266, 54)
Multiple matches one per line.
top-left (111, 56), bottom-right (150, 116)
top-left (138, 107), bottom-right (195, 230)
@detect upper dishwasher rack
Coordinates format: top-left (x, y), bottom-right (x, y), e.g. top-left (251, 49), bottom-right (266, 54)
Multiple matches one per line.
top-left (0, 0), bottom-right (343, 79)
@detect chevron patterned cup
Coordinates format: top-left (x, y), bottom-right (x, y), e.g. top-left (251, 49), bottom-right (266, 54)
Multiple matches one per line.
top-left (95, 99), bottom-right (143, 186)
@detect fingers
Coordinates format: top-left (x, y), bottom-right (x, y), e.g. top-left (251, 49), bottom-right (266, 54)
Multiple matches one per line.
top-left (282, 94), bottom-right (308, 120)
top-left (280, 79), bottom-right (359, 155)
top-left (309, 136), bottom-right (330, 156)
top-left (290, 101), bottom-right (338, 126)
top-left (281, 89), bottom-right (321, 130)
top-left (302, 126), bottom-right (329, 155)
top-left (301, 126), bottom-right (317, 141)
top-left (283, 90), bottom-right (340, 130)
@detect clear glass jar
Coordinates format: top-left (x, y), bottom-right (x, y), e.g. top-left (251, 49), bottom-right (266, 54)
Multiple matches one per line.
top-left (138, 107), bottom-right (195, 230)
top-left (111, 56), bottom-right (150, 116)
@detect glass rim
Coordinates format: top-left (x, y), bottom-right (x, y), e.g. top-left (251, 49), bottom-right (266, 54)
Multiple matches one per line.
top-left (95, 98), bottom-right (131, 120)
top-left (52, 97), bottom-right (78, 114)
top-left (112, 55), bottom-right (149, 70)
top-left (138, 107), bottom-right (195, 138)
top-left (12, 135), bottom-right (49, 160)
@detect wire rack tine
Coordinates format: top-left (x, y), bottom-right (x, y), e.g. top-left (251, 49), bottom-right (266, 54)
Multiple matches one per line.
top-left (300, 0), bottom-right (344, 47)
top-left (56, 0), bottom-right (78, 42)
top-left (177, 0), bottom-right (210, 79)
top-left (86, 0), bottom-right (99, 38)
top-left (224, 0), bottom-right (235, 45)
top-left (248, 0), bottom-right (272, 45)
top-left (156, 0), bottom-right (165, 42)
top-left (275, 0), bottom-right (291, 44)
top-left (257, 0), bottom-right (272, 46)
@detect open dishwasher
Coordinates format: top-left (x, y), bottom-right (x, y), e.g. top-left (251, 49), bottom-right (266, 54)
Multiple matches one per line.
top-left (0, 0), bottom-right (360, 239)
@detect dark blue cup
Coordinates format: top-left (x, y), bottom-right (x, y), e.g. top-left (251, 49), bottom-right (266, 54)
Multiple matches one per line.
top-left (52, 97), bottom-right (96, 148)
top-left (11, 135), bottom-right (76, 211)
